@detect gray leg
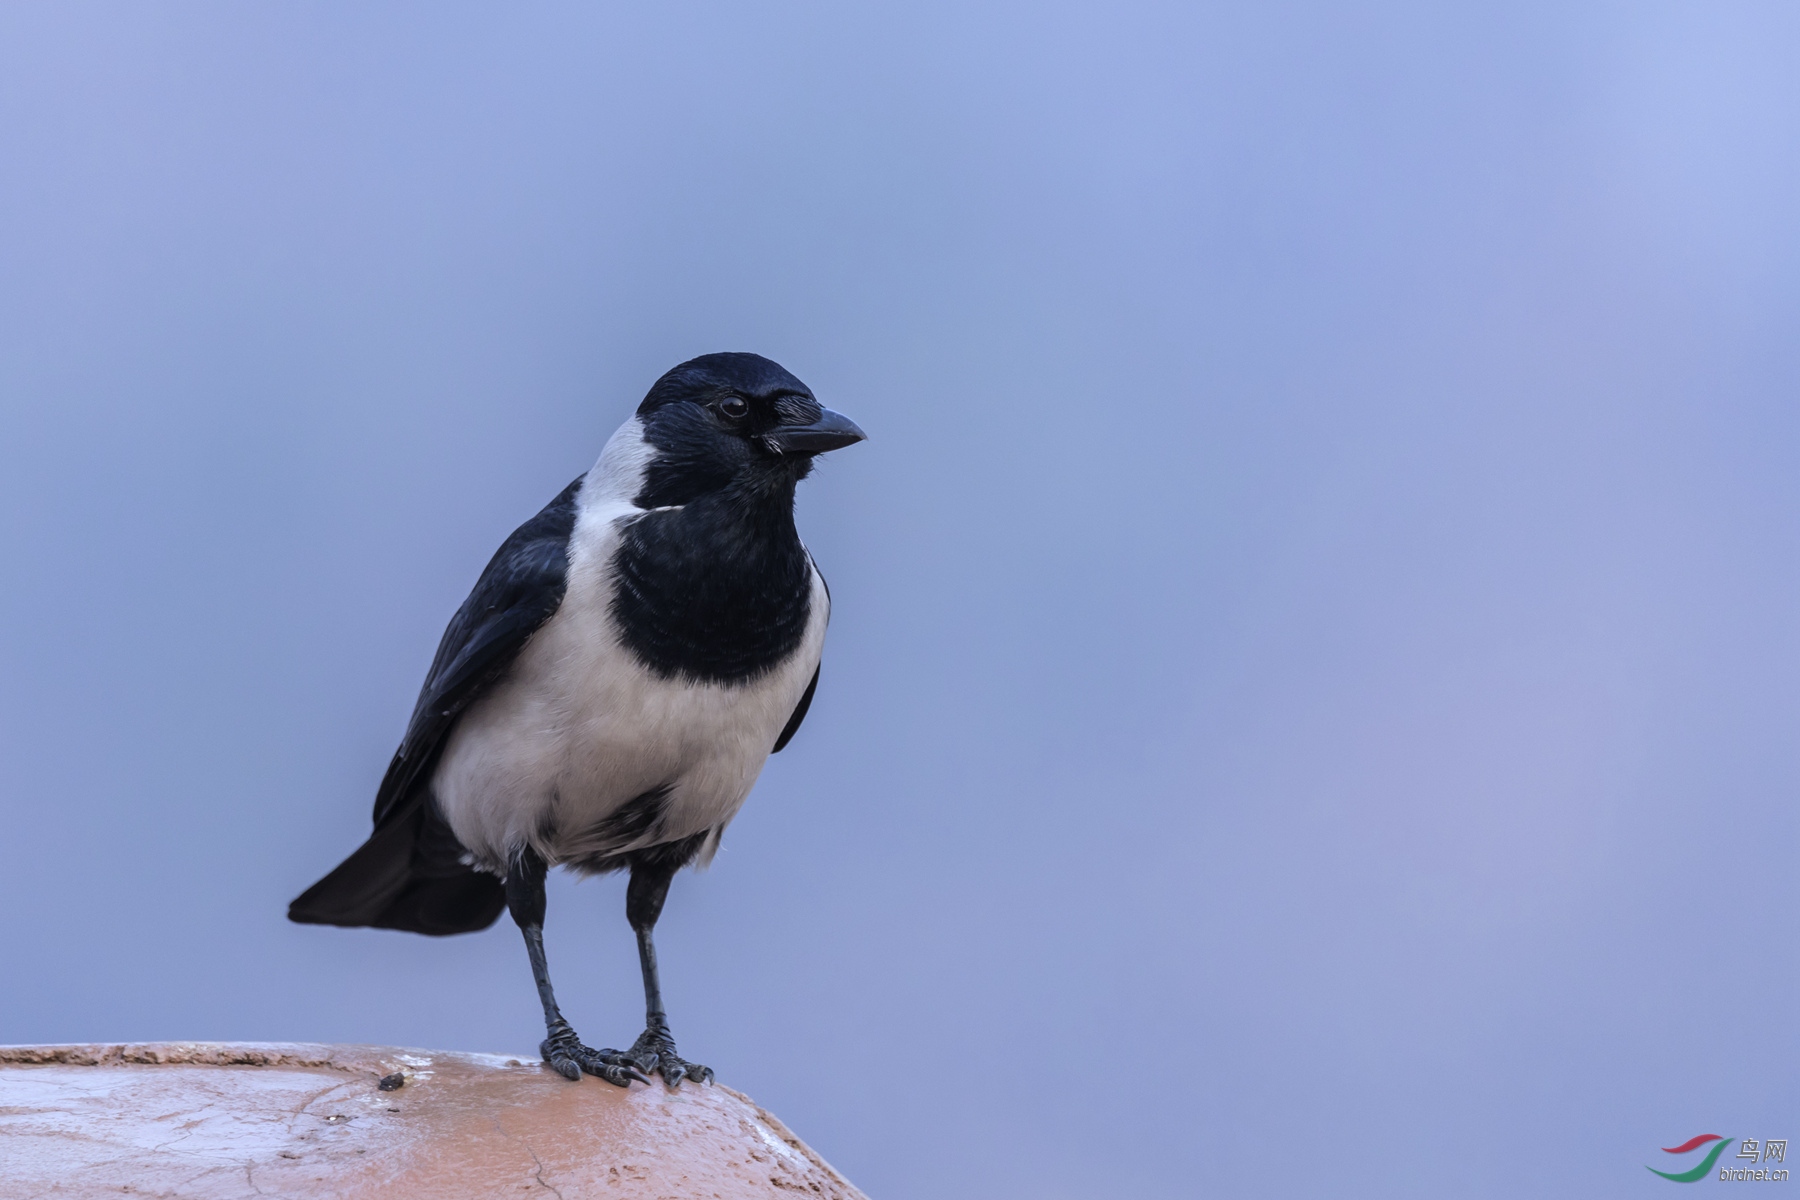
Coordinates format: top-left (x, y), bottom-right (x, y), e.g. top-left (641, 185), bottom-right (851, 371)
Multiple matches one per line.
top-left (612, 852), bottom-right (713, 1088)
top-left (505, 848), bottom-right (647, 1087)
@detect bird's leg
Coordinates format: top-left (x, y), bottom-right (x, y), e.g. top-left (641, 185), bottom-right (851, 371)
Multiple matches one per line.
top-left (609, 854), bottom-right (712, 1087)
top-left (505, 848), bottom-right (647, 1087)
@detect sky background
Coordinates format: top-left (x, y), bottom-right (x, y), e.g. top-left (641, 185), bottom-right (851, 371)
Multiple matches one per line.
top-left (2, 3), bottom-right (1797, 1196)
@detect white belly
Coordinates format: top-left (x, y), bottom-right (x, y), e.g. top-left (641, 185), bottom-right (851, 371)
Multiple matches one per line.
top-left (430, 468), bottom-right (828, 874)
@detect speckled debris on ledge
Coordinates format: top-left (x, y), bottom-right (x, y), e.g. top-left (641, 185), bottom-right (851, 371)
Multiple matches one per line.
top-left (0, 1041), bottom-right (868, 1200)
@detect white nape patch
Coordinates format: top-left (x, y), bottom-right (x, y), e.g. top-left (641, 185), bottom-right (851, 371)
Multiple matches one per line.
top-left (571, 415), bottom-right (657, 521)
top-left (429, 413), bottom-right (829, 874)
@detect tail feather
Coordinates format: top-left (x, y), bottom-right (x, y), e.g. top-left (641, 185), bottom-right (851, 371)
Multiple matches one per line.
top-left (288, 800), bottom-right (504, 937)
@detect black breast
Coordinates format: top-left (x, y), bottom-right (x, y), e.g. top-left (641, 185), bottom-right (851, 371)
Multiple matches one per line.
top-left (608, 493), bottom-right (814, 684)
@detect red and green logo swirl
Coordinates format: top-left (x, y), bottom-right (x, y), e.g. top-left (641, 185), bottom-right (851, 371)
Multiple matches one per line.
top-left (1648, 1135), bottom-right (1734, 1183)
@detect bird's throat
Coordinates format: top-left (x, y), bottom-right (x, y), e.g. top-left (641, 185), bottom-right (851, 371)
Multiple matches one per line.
top-left (608, 488), bottom-right (813, 684)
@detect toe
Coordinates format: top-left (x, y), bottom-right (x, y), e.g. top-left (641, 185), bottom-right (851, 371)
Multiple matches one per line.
top-left (539, 1036), bottom-right (585, 1082)
top-left (573, 1047), bottom-right (645, 1088)
top-left (599, 1046), bottom-right (659, 1077)
top-left (589, 1061), bottom-right (638, 1088)
top-left (608, 1058), bottom-right (655, 1086)
top-left (658, 1057), bottom-right (711, 1087)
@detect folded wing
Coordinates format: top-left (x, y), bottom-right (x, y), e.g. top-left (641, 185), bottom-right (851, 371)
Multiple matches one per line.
top-left (287, 476), bottom-right (585, 935)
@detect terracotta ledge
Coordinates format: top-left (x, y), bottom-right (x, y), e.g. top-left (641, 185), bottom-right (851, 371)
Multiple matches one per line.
top-left (0, 1041), bottom-right (867, 1199)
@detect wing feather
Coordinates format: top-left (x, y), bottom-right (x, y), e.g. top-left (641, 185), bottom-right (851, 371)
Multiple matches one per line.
top-left (371, 475), bottom-right (584, 828)
top-left (772, 557), bottom-right (829, 754)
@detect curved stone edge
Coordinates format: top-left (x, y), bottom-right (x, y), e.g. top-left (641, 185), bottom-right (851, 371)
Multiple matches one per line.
top-left (0, 1041), bottom-right (403, 1075)
top-left (0, 1043), bottom-right (870, 1199)
top-left (714, 1081), bottom-right (869, 1199)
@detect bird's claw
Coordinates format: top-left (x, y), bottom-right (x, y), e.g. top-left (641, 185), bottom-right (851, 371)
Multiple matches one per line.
top-left (539, 1030), bottom-right (651, 1088)
top-left (615, 1027), bottom-right (711, 1089)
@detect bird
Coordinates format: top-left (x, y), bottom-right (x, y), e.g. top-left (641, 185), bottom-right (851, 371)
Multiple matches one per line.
top-left (288, 352), bottom-right (864, 1088)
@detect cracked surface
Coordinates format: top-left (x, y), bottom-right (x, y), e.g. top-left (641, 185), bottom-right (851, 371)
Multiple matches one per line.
top-left (0, 1042), bottom-right (866, 1200)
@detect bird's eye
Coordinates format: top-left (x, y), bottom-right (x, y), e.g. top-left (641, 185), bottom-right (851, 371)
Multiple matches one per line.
top-left (718, 396), bottom-right (749, 419)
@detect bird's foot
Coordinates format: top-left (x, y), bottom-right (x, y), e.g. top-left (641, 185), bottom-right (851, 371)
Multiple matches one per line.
top-left (603, 1021), bottom-right (712, 1088)
top-left (539, 1024), bottom-right (651, 1088)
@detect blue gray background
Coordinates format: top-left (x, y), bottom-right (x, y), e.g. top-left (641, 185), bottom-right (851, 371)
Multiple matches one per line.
top-left (2, 4), bottom-right (1796, 1196)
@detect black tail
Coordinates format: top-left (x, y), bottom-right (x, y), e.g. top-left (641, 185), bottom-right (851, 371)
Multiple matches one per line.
top-left (288, 799), bottom-right (504, 937)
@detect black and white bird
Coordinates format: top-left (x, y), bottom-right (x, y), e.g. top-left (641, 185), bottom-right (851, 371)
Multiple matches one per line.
top-left (289, 353), bottom-right (864, 1088)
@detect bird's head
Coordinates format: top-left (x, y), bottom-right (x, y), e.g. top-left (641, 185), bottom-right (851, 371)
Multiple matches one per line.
top-left (632, 353), bottom-right (865, 508)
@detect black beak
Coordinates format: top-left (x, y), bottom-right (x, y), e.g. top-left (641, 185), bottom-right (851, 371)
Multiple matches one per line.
top-left (764, 407), bottom-right (867, 455)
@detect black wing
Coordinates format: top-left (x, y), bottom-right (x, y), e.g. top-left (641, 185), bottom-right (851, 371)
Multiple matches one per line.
top-left (287, 476), bottom-right (583, 935)
top-left (372, 475), bottom-right (585, 828)
top-left (771, 556), bottom-right (828, 754)
top-left (771, 664), bottom-right (818, 753)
